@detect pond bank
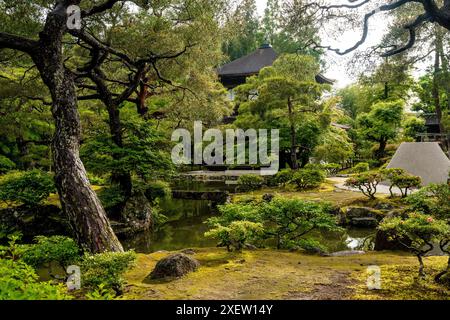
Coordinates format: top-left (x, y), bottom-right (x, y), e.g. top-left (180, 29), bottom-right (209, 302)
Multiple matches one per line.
top-left (123, 247), bottom-right (450, 300)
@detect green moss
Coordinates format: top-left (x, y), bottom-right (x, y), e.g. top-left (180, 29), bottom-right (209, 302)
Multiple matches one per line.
top-left (122, 248), bottom-right (450, 300)
top-left (351, 257), bottom-right (450, 300)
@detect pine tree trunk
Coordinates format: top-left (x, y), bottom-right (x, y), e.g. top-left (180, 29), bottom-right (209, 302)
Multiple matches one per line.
top-left (435, 27), bottom-right (449, 152)
top-left (287, 97), bottom-right (298, 169)
top-left (417, 254), bottom-right (426, 279)
top-left (31, 4), bottom-right (123, 253)
top-left (376, 139), bottom-right (387, 160)
top-left (433, 33), bottom-right (444, 135)
top-left (106, 103), bottom-right (133, 198)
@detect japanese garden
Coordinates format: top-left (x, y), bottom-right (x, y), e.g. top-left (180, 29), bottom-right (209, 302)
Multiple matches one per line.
top-left (0, 0), bottom-right (449, 301)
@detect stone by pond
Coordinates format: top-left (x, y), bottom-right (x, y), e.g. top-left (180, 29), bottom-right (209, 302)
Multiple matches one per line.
top-left (146, 253), bottom-right (200, 280)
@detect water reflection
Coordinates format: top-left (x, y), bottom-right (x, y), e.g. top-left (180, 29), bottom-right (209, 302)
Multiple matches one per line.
top-left (123, 196), bottom-right (376, 254)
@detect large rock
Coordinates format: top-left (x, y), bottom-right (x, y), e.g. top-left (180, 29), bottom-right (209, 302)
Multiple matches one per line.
top-left (0, 205), bottom-right (72, 240)
top-left (114, 192), bottom-right (153, 236)
top-left (340, 207), bottom-right (384, 227)
top-left (148, 253), bottom-right (200, 279)
top-left (350, 217), bottom-right (378, 228)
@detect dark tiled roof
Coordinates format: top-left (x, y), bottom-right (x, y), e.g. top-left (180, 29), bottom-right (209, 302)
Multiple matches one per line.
top-left (218, 44), bottom-right (334, 85)
top-left (218, 45), bottom-right (277, 77)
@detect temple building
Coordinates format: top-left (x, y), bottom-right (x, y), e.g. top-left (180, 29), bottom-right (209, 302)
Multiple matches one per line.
top-left (218, 43), bottom-right (334, 99)
top-left (217, 43), bottom-right (334, 123)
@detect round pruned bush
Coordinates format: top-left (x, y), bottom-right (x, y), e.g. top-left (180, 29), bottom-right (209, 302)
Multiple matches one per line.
top-left (290, 169), bottom-right (325, 190)
top-left (351, 162), bottom-right (370, 173)
top-left (391, 174), bottom-right (421, 198)
top-left (345, 172), bottom-right (382, 199)
top-left (273, 168), bottom-right (294, 186)
top-left (204, 221), bottom-right (264, 252)
top-left (80, 251), bottom-right (136, 294)
top-left (236, 174), bottom-right (264, 192)
top-left (382, 168), bottom-right (421, 197)
top-left (0, 170), bottom-right (55, 207)
top-left (20, 236), bottom-right (80, 269)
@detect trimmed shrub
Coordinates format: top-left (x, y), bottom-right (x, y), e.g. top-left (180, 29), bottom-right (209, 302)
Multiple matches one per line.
top-left (205, 221), bottom-right (264, 252)
top-left (351, 162), bottom-right (370, 173)
top-left (345, 172), bottom-right (382, 199)
top-left (290, 169), bottom-right (325, 190)
top-left (379, 213), bottom-right (450, 278)
top-left (20, 236), bottom-right (80, 268)
top-left (405, 183), bottom-right (450, 219)
top-left (259, 198), bottom-right (341, 249)
top-left (237, 174), bottom-right (264, 192)
top-left (391, 174), bottom-right (421, 198)
top-left (382, 168), bottom-right (421, 197)
top-left (0, 170), bottom-right (55, 207)
top-left (273, 168), bottom-right (294, 186)
top-left (80, 251), bottom-right (136, 293)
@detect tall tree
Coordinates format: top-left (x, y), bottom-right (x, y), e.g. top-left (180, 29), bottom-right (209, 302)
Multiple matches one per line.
top-left (0, 0), bottom-right (229, 252)
top-left (222, 0), bottom-right (262, 61)
top-left (235, 54), bottom-right (330, 169)
top-left (357, 100), bottom-right (404, 160)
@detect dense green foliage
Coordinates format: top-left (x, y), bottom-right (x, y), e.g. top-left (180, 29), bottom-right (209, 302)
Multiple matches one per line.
top-left (0, 235), bottom-right (136, 298)
top-left (20, 236), bottom-right (80, 269)
top-left (351, 162), bottom-right (370, 173)
top-left (0, 170), bottom-right (55, 206)
top-left (379, 213), bottom-right (450, 278)
top-left (405, 184), bottom-right (450, 219)
top-left (356, 100), bottom-right (403, 160)
top-left (345, 172), bottom-right (383, 199)
top-left (273, 168), bottom-right (295, 186)
top-left (237, 174), bottom-right (264, 192)
top-left (205, 221), bottom-right (264, 252)
top-left (290, 169), bottom-right (325, 190)
top-left (207, 197), bottom-right (340, 251)
top-left (0, 259), bottom-right (71, 300)
top-left (235, 54), bottom-right (330, 169)
top-left (80, 251), bottom-right (136, 294)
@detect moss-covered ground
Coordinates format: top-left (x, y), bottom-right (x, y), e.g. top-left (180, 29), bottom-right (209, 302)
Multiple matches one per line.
top-left (122, 248), bottom-right (450, 300)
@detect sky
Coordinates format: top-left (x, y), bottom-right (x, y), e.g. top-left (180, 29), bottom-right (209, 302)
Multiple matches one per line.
top-left (254, 0), bottom-right (388, 88)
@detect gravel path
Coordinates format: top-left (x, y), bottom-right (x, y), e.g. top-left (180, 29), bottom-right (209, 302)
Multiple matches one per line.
top-left (328, 177), bottom-right (418, 196)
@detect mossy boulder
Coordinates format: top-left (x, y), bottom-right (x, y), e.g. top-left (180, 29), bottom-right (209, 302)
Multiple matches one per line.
top-left (114, 192), bottom-right (153, 236)
top-left (340, 207), bottom-right (384, 227)
top-left (148, 253), bottom-right (200, 280)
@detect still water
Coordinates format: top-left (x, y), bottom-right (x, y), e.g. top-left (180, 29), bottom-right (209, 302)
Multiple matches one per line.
top-left (122, 195), bottom-right (376, 254)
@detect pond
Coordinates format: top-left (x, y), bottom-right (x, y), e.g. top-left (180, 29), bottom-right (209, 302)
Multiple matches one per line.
top-left (122, 190), bottom-right (376, 253)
